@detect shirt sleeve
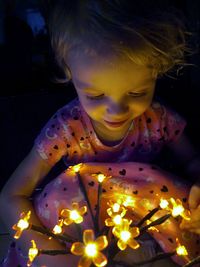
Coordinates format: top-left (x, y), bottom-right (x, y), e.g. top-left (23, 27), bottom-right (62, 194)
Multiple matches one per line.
top-left (34, 107), bottom-right (69, 167)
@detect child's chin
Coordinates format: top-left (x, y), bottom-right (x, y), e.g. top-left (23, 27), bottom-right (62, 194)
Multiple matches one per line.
top-left (104, 121), bottom-right (132, 133)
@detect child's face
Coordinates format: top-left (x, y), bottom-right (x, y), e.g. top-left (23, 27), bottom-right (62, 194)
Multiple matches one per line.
top-left (68, 52), bottom-right (156, 140)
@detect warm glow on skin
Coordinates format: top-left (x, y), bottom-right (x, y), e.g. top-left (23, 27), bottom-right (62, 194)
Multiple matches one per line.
top-left (67, 51), bottom-right (156, 143)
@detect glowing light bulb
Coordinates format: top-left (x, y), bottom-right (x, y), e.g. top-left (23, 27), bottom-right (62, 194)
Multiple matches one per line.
top-left (113, 215), bottom-right (122, 225)
top-left (97, 173), bottom-right (106, 183)
top-left (61, 203), bottom-right (87, 225)
top-left (52, 219), bottom-right (63, 234)
top-left (13, 211), bottom-right (31, 239)
top-left (160, 199), bottom-right (169, 209)
top-left (176, 245), bottom-right (188, 256)
top-left (120, 231), bottom-right (131, 242)
top-left (53, 224), bottom-right (62, 234)
top-left (85, 243), bottom-right (97, 257)
top-left (122, 196), bottom-right (135, 207)
top-left (18, 219), bottom-right (29, 229)
top-left (70, 210), bottom-right (80, 220)
top-left (172, 205), bottom-right (184, 217)
top-left (27, 240), bottom-right (39, 266)
top-left (71, 230), bottom-right (108, 266)
top-left (71, 163), bottom-right (82, 173)
top-left (170, 198), bottom-right (185, 218)
top-left (112, 203), bottom-right (120, 212)
top-left (175, 238), bottom-right (188, 256)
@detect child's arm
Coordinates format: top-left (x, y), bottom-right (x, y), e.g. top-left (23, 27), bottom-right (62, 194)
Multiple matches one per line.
top-left (168, 134), bottom-right (200, 234)
top-left (0, 147), bottom-right (75, 266)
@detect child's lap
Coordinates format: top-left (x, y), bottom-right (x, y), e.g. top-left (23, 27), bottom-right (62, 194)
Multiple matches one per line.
top-left (2, 162), bottom-right (197, 267)
top-left (33, 162), bottom-right (198, 266)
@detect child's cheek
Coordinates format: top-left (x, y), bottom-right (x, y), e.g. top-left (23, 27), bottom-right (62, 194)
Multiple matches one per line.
top-left (129, 99), bottom-right (152, 117)
top-left (83, 101), bottom-right (106, 120)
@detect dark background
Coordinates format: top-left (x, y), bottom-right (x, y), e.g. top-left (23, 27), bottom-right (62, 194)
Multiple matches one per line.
top-left (0, 0), bottom-right (200, 188)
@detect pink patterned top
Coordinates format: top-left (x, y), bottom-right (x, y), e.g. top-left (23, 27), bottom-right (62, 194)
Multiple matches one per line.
top-left (35, 98), bottom-right (186, 166)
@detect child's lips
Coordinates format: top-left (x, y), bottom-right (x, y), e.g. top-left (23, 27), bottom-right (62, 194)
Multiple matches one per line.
top-left (104, 118), bottom-right (128, 127)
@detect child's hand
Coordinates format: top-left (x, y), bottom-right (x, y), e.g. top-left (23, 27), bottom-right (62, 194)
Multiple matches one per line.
top-left (180, 184), bottom-right (200, 234)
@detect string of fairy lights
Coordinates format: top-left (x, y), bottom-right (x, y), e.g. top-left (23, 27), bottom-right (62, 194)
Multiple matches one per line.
top-left (11, 163), bottom-right (200, 267)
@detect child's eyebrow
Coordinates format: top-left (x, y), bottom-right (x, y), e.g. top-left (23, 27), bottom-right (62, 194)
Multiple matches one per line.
top-left (73, 79), bottom-right (92, 89)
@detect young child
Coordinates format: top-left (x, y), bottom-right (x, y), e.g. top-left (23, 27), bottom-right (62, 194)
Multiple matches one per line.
top-left (0, 1), bottom-right (200, 266)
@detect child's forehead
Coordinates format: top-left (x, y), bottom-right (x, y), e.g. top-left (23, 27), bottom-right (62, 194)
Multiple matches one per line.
top-left (67, 48), bottom-right (144, 71)
top-left (68, 51), bottom-right (154, 91)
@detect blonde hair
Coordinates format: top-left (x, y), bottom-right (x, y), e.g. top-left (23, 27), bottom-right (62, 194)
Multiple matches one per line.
top-left (48, 0), bottom-right (193, 81)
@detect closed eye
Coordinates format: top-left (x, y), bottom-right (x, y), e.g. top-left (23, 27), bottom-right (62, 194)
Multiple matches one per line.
top-left (128, 92), bottom-right (147, 97)
top-left (86, 94), bottom-right (104, 100)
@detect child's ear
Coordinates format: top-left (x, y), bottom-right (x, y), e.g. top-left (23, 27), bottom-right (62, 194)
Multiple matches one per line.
top-left (61, 60), bottom-right (72, 82)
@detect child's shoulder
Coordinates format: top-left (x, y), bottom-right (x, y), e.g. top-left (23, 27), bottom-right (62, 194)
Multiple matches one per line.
top-left (149, 101), bottom-right (185, 123)
top-left (55, 97), bottom-right (81, 120)
top-left (141, 101), bottom-right (186, 143)
top-left (45, 97), bottom-right (87, 128)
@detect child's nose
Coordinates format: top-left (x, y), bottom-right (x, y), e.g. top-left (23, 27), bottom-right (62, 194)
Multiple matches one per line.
top-left (106, 98), bottom-right (129, 115)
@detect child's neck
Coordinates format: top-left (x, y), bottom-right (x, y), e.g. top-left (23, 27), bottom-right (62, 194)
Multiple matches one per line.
top-left (99, 136), bottom-right (123, 146)
top-left (92, 120), bottom-right (131, 146)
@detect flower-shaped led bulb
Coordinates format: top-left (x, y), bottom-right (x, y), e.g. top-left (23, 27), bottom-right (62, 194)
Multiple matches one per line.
top-left (121, 195), bottom-right (136, 207)
top-left (27, 240), bottom-right (39, 266)
top-left (91, 172), bottom-right (111, 183)
top-left (112, 219), bottom-right (140, 250)
top-left (176, 245), bottom-right (188, 256)
top-left (105, 202), bottom-right (127, 227)
top-left (159, 199), bottom-right (169, 209)
top-left (61, 202), bottom-right (87, 225)
top-left (12, 211), bottom-right (31, 239)
top-left (159, 198), bottom-right (190, 221)
top-left (107, 201), bottom-right (126, 215)
top-left (69, 163), bottom-right (83, 173)
top-left (115, 194), bottom-right (136, 208)
top-left (170, 198), bottom-right (190, 220)
top-left (71, 229), bottom-right (108, 267)
top-left (52, 219), bottom-right (64, 234)
top-left (175, 238), bottom-right (188, 256)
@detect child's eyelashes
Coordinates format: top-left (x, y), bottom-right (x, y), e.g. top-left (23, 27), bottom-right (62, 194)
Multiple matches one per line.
top-left (86, 92), bottom-right (147, 100)
top-left (128, 91), bottom-right (147, 97)
top-left (86, 94), bottom-right (104, 100)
